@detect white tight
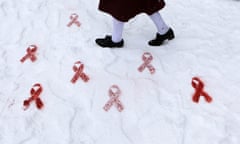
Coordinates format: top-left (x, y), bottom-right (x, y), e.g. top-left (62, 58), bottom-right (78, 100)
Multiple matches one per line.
top-left (112, 17), bottom-right (124, 42)
top-left (149, 12), bottom-right (169, 35)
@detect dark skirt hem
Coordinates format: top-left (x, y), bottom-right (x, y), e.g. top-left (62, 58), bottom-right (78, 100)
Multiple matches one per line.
top-left (99, 0), bottom-right (165, 22)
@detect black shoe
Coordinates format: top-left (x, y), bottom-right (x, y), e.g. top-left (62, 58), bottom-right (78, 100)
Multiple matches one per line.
top-left (148, 28), bottom-right (175, 46)
top-left (95, 35), bottom-right (124, 48)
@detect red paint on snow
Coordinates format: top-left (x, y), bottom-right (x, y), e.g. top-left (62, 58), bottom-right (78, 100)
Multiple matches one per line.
top-left (23, 83), bottom-right (44, 110)
top-left (67, 13), bottom-right (81, 27)
top-left (191, 77), bottom-right (212, 103)
top-left (20, 45), bottom-right (37, 63)
top-left (71, 61), bottom-right (89, 83)
top-left (138, 52), bottom-right (155, 74)
top-left (103, 85), bottom-right (124, 112)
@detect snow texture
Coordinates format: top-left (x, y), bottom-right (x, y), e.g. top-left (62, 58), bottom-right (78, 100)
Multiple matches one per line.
top-left (0, 0), bottom-right (240, 144)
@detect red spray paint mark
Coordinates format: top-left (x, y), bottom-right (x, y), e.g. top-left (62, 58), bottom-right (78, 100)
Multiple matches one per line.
top-left (138, 52), bottom-right (156, 74)
top-left (71, 61), bottom-right (89, 83)
top-left (103, 85), bottom-right (124, 112)
top-left (67, 13), bottom-right (81, 27)
top-left (191, 77), bottom-right (212, 103)
top-left (20, 45), bottom-right (37, 63)
top-left (23, 83), bottom-right (44, 110)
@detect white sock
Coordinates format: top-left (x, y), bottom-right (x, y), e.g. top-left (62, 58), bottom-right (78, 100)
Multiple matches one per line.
top-left (149, 12), bottom-right (169, 35)
top-left (112, 17), bottom-right (124, 43)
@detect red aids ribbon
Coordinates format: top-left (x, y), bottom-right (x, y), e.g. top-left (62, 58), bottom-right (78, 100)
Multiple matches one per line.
top-left (67, 13), bottom-right (81, 27)
top-left (103, 85), bottom-right (124, 112)
top-left (191, 77), bottom-right (213, 103)
top-left (71, 61), bottom-right (89, 83)
top-left (23, 83), bottom-right (44, 110)
top-left (138, 52), bottom-right (156, 74)
top-left (20, 45), bottom-right (37, 63)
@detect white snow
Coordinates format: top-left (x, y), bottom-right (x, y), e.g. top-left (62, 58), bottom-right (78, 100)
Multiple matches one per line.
top-left (1, 0), bottom-right (240, 144)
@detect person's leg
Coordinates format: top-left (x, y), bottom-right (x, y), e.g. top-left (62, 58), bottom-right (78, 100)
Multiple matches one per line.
top-left (95, 17), bottom-right (124, 48)
top-left (148, 12), bottom-right (175, 46)
top-left (112, 17), bottom-right (124, 42)
top-left (149, 12), bottom-right (169, 35)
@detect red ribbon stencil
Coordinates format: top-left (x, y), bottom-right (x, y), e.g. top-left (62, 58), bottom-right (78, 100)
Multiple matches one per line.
top-left (138, 52), bottom-right (156, 74)
top-left (23, 83), bottom-right (44, 110)
top-left (71, 61), bottom-right (89, 83)
top-left (67, 13), bottom-right (81, 27)
top-left (20, 45), bottom-right (37, 63)
top-left (191, 77), bottom-right (212, 103)
top-left (103, 85), bottom-right (124, 112)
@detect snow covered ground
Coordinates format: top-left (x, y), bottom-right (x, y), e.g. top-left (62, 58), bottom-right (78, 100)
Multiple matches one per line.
top-left (0, 0), bottom-right (240, 144)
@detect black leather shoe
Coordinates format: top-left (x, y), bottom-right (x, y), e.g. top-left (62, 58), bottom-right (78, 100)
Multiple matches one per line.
top-left (95, 35), bottom-right (124, 48)
top-left (148, 28), bottom-right (175, 46)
